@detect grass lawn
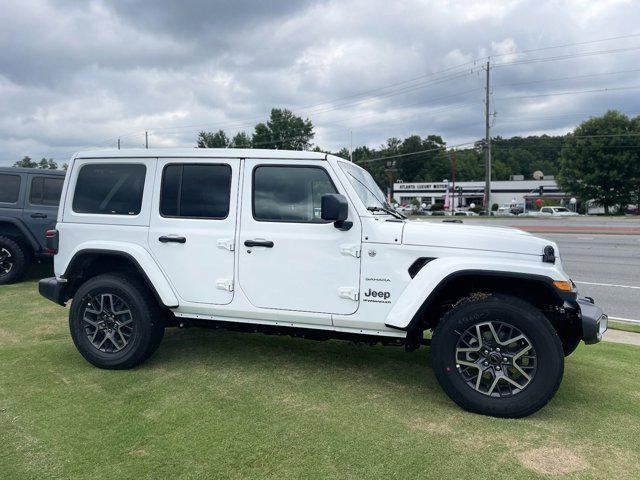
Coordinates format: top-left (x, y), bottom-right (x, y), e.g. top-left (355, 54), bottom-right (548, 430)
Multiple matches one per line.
top-left (609, 320), bottom-right (640, 334)
top-left (2, 267), bottom-right (640, 479)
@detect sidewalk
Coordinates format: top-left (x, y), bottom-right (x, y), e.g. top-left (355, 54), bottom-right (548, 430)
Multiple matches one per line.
top-left (603, 329), bottom-right (640, 346)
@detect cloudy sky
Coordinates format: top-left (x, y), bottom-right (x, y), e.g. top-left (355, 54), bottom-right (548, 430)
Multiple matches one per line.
top-left (1, 0), bottom-right (639, 165)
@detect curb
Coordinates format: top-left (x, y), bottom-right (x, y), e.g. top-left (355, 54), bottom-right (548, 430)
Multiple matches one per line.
top-left (517, 226), bottom-right (640, 235)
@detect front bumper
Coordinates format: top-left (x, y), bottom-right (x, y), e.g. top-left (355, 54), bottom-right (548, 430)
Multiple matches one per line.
top-left (576, 297), bottom-right (608, 344)
top-left (38, 277), bottom-right (67, 306)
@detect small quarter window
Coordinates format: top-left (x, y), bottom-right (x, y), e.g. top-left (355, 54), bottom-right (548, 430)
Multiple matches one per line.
top-left (30, 177), bottom-right (64, 206)
top-left (253, 166), bottom-right (337, 223)
top-left (160, 164), bottom-right (231, 219)
top-left (73, 164), bottom-right (146, 215)
top-left (0, 174), bottom-right (21, 203)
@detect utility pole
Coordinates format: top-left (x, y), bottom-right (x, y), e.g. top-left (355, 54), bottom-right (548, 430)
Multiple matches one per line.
top-left (117, 138), bottom-right (120, 150)
top-left (484, 60), bottom-right (492, 215)
top-left (145, 131), bottom-right (148, 149)
top-left (450, 149), bottom-right (457, 214)
top-left (349, 130), bottom-right (353, 162)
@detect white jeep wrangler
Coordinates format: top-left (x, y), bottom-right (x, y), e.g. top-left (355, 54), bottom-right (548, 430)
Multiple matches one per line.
top-left (39, 149), bottom-right (607, 418)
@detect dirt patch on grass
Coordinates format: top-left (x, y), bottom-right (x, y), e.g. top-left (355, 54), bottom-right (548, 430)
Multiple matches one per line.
top-left (406, 418), bottom-right (453, 435)
top-left (0, 328), bottom-right (20, 343)
top-left (516, 446), bottom-right (589, 476)
top-left (276, 394), bottom-right (329, 413)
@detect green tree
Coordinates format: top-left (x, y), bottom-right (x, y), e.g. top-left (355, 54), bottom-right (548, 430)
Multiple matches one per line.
top-left (558, 110), bottom-right (640, 214)
top-left (197, 129), bottom-right (230, 148)
top-left (230, 131), bottom-right (251, 148)
top-left (38, 158), bottom-right (58, 170)
top-left (13, 156), bottom-right (38, 168)
top-left (252, 108), bottom-right (314, 150)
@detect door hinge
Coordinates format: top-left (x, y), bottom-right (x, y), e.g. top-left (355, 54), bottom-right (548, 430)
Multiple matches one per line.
top-left (217, 238), bottom-right (235, 251)
top-left (215, 279), bottom-right (234, 292)
top-left (340, 244), bottom-right (361, 258)
top-left (338, 287), bottom-right (359, 301)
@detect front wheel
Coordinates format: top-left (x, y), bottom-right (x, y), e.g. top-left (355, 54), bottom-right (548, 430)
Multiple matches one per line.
top-left (69, 273), bottom-right (164, 369)
top-left (431, 294), bottom-right (564, 418)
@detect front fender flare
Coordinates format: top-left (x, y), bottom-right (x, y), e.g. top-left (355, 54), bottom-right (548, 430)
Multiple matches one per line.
top-left (384, 256), bottom-right (570, 330)
top-left (62, 242), bottom-right (179, 308)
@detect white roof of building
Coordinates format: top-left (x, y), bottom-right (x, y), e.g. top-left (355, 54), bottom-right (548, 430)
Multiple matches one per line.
top-left (73, 148), bottom-right (328, 160)
top-left (394, 179), bottom-right (558, 190)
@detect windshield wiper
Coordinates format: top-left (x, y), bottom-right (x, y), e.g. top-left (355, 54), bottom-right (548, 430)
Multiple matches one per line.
top-left (367, 206), bottom-right (406, 220)
top-left (344, 171), bottom-right (406, 220)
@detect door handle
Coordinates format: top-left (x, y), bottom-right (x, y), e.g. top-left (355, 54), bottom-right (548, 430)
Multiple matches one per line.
top-left (159, 235), bottom-right (186, 244)
top-left (244, 240), bottom-right (274, 248)
top-left (30, 213), bottom-right (47, 218)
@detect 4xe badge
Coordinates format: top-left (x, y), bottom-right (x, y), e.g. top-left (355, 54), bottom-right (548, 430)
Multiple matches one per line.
top-left (363, 289), bottom-right (392, 304)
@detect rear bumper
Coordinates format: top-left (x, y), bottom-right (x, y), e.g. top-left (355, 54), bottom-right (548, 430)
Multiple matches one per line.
top-left (38, 277), bottom-right (67, 306)
top-left (576, 297), bottom-right (608, 344)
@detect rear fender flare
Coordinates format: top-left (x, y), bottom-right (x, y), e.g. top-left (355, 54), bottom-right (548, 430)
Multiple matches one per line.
top-left (62, 242), bottom-right (179, 308)
top-left (0, 216), bottom-right (39, 251)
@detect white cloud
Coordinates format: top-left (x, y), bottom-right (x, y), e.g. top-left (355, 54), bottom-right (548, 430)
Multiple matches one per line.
top-left (0, 0), bottom-right (639, 164)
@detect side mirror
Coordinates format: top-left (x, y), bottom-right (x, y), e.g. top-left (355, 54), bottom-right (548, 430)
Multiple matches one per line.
top-left (321, 194), bottom-right (351, 230)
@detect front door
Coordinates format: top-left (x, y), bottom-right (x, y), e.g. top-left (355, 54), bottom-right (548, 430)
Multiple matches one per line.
top-left (148, 159), bottom-right (239, 305)
top-left (238, 159), bottom-right (362, 315)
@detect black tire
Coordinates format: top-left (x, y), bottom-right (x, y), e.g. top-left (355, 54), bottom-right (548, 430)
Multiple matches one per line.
top-left (431, 294), bottom-right (564, 418)
top-left (0, 236), bottom-right (27, 285)
top-left (69, 273), bottom-right (164, 369)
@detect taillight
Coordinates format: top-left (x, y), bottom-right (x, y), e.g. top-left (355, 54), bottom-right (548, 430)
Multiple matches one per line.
top-left (46, 229), bottom-right (58, 254)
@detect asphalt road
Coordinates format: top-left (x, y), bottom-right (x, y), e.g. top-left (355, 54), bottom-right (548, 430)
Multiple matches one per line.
top-left (541, 233), bottom-right (640, 322)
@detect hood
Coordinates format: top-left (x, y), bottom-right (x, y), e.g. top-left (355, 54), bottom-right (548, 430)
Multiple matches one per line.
top-left (402, 221), bottom-right (554, 258)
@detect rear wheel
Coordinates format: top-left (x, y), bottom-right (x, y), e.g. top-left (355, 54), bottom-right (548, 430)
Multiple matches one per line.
top-left (69, 273), bottom-right (164, 369)
top-left (431, 294), bottom-right (564, 418)
top-left (0, 236), bottom-right (27, 285)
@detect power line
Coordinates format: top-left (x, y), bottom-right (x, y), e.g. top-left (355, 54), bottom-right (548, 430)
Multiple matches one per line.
top-left (356, 141), bottom-right (478, 164)
top-left (494, 68), bottom-right (640, 88)
top-left (493, 45), bottom-right (640, 68)
top-left (495, 85), bottom-right (640, 101)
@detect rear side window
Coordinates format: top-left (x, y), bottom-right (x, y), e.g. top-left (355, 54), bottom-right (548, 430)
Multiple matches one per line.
top-left (160, 164), bottom-right (231, 219)
top-left (253, 166), bottom-right (337, 222)
top-left (0, 174), bottom-right (21, 203)
top-left (30, 177), bottom-right (64, 206)
top-left (73, 164), bottom-right (146, 215)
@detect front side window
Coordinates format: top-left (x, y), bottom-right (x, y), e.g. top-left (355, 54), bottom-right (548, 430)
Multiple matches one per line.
top-left (30, 177), bottom-right (64, 206)
top-left (0, 174), bottom-right (21, 203)
top-left (73, 164), bottom-right (146, 215)
top-left (338, 161), bottom-right (388, 210)
top-left (253, 166), bottom-right (337, 222)
top-left (160, 164), bottom-right (231, 218)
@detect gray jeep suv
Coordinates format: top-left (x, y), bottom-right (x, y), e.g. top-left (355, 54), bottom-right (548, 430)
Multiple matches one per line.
top-left (0, 167), bottom-right (65, 284)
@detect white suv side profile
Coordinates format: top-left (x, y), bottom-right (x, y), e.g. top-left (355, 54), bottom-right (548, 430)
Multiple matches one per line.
top-left (39, 149), bottom-right (607, 418)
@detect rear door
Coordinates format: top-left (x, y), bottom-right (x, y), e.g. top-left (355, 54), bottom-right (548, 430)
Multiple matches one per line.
top-left (22, 174), bottom-right (64, 250)
top-left (238, 159), bottom-right (362, 315)
top-left (148, 159), bottom-right (239, 305)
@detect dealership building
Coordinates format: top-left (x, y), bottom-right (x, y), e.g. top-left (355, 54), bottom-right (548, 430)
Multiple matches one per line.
top-left (393, 178), bottom-right (567, 210)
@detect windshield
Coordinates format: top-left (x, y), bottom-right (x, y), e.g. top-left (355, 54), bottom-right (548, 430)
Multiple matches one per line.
top-left (338, 161), bottom-right (389, 210)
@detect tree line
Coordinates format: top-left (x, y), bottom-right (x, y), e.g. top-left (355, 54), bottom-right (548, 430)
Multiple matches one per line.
top-left (196, 108), bottom-right (640, 211)
top-left (11, 108), bottom-right (640, 212)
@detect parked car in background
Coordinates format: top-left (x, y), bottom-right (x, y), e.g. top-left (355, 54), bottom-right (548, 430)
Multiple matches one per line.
top-left (493, 206), bottom-right (515, 216)
top-left (395, 204), bottom-right (417, 214)
top-left (0, 167), bottom-right (65, 284)
top-left (534, 206), bottom-right (580, 217)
